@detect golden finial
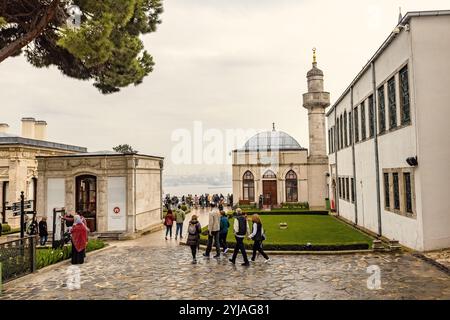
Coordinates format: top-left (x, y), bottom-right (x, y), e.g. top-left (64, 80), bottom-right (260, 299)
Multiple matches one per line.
top-left (312, 47), bottom-right (317, 64)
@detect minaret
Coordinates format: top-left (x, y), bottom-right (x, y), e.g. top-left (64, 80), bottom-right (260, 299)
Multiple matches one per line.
top-left (302, 48), bottom-right (330, 159)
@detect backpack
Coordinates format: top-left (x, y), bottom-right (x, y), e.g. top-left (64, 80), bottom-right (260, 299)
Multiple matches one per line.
top-left (188, 222), bottom-right (198, 235)
top-left (236, 216), bottom-right (247, 236)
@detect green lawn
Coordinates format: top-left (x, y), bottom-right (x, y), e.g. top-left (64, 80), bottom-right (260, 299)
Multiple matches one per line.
top-left (202, 215), bottom-right (373, 249)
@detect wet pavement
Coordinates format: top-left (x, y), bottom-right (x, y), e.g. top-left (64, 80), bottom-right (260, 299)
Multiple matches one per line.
top-left (1, 209), bottom-right (449, 300)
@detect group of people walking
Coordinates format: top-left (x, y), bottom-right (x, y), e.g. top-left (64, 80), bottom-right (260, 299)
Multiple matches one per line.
top-left (163, 205), bottom-right (186, 240)
top-left (164, 193), bottom-right (233, 211)
top-left (183, 203), bottom-right (270, 266)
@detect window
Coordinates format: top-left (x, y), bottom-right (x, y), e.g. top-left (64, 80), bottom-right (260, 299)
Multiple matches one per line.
top-left (285, 170), bottom-right (298, 202)
top-left (336, 118), bottom-right (340, 150)
top-left (351, 178), bottom-right (355, 203)
top-left (243, 171), bottom-right (255, 202)
top-left (338, 178), bottom-right (342, 198)
top-left (345, 178), bottom-right (350, 201)
top-left (263, 170), bottom-right (276, 179)
top-left (361, 101), bottom-right (366, 140)
top-left (404, 172), bottom-right (412, 214)
top-left (340, 114), bottom-right (344, 149)
top-left (328, 129), bottom-right (331, 154)
top-left (388, 77), bottom-right (397, 129)
top-left (400, 65), bottom-right (411, 125)
top-left (354, 106), bottom-right (359, 142)
top-left (368, 95), bottom-right (375, 138)
top-left (344, 111), bottom-right (348, 147)
top-left (378, 86), bottom-right (386, 133)
top-left (349, 110), bottom-right (353, 144)
top-left (393, 173), bottom-right (400, 210)
top-left (384, 173), bottom-right (390, 209)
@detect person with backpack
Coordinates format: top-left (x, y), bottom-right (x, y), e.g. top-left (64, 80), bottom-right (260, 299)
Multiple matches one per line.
top-left (174, 205), bottom-right (186, 240)
top-left (203, 202), bottom-right (221, 258)
top-left (219, 210), bottom-right (230, 253)
top-left (248, 214), bottom-right (270, 263)
top-left (186, 214), bottom-right (202, 264)
top-left (164, 209), bottom-right (175, 240)
top-left (229, 208), bottom-right (250, 266)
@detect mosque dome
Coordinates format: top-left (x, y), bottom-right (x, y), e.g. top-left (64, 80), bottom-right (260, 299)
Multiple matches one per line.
top-left (307, 65), bottom-right (324, 77)
top-left (240, 130), bottom-right (304, 151)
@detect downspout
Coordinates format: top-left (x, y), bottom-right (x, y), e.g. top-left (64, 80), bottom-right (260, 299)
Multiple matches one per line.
top-left (334, 107), bottom-right (339, 216)
top-left (350, 87), bottom-right (358, 225)
top-left (372, 62), bottom-right (382, 236)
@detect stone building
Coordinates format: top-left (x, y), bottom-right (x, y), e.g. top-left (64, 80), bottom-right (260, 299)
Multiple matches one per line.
top-left (36, 152), bottom-right (164, 237)
top-left (1, 118), bottom-right (164, 237)
top-left (326, 10), bottom-right (450, 251)
top-left (232, 51), bottom-right (329, 209)
top-left (0, 118), bottom-right (86, 226)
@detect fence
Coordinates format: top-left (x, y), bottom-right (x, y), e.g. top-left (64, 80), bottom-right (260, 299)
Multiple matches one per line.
top-left (0, 236), bottom-right (36, 283)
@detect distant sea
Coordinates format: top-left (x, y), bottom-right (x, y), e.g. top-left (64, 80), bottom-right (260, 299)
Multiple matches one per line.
top-left (163, 184), bottom-right (232, 197)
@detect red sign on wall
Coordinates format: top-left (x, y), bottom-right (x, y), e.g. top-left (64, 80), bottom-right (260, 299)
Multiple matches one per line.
top-left (113, 207), bottom-right (120, 214)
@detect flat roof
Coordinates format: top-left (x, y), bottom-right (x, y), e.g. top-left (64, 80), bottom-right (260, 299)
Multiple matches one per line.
top-left (0, 133), bottom-right (87, 153)
top-left (326, 10), bottom-right (450, 117)
top-left (36, 150), bottom-right (164, 160)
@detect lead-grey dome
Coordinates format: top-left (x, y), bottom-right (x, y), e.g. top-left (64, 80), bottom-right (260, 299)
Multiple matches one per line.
top-left (241, 130), bottom-right (303, 151)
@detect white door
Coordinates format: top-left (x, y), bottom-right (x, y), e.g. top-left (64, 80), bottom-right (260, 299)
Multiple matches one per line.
top-left (107, 177), bottom-right (126, 231)
top-left (46, 178), bottom-right (65, 232)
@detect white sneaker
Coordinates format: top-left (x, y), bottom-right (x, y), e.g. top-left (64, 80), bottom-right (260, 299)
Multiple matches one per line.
top-left (264, 258), bottom-right (271, 263)
top-left (224, 248), bottom-right (229, 254)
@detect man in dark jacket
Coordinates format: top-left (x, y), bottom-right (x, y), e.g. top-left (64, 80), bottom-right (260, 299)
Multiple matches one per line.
top-left (38, 217), bottom-right (48, 246)
top-left (229, 208), bottom-right (250, 266)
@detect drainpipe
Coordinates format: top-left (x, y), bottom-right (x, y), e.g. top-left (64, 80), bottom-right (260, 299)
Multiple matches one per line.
top-left (334, 107), bottom-right (339, 216)
top-left (372, 62), bottom-right (382, 236)
top-left (134, 157), bottom-right (138, 233)
top-left (350, 87), bottom-right (358, 225)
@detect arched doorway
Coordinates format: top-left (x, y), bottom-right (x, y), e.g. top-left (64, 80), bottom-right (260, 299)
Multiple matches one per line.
top-left (262, 170), bottom-right (277, 206)
top-left (75, 175), bottom-right (97, 232)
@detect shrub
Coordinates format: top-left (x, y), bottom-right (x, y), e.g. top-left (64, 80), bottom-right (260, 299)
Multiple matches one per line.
top-left (36, 239), bottom-right (106, 269)
top-left (281, 202), bottom-right (310, 210)
top-left (1, 223), bottom-right (11, 233)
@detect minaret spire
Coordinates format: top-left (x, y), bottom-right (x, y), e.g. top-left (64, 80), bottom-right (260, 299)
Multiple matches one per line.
top-left (312, 47), bottom-right (317, 66)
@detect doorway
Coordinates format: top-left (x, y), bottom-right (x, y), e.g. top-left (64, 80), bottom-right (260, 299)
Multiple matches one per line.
top-left (262, 180), bottom-right (277, 206)
top-left (75, 175), bottom-right (97, 232)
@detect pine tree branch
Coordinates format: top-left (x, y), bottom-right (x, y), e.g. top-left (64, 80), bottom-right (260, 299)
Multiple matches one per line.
top-left (0, 0), bottom-right (60, 63)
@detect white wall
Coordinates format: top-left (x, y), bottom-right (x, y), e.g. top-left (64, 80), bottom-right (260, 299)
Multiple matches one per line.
top-left (107, 176), bottom-right (127, 231)
top-left (46, 178), bottom-right (65, 232)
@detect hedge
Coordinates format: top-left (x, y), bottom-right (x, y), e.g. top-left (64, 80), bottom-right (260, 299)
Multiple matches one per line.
top-left (36, 239), bottom-right (106, 269)
top-left (199, 238), bottom-right (369, 251)
top-left (227, 210), bottom-right (329, 216)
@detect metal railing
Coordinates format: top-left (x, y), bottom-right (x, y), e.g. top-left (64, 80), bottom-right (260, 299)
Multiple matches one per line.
top-left (0, 236), bottom-right (36, 283)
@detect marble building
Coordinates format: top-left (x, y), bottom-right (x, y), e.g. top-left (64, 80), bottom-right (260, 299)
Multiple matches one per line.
top-left (232, 51), bottom-right (329, 209)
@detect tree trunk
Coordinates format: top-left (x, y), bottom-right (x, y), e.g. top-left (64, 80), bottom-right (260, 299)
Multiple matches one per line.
top-left (0, 0), bottom-right (60, 64)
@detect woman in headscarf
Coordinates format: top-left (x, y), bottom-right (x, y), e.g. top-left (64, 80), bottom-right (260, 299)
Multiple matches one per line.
top-left (71, 215), bottom-right (88, 264)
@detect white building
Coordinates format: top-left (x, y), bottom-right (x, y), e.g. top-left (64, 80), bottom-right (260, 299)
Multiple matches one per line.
top-left (326, 10), bottom-right (450, 251)
top-left (232, 52), bottom-right (329, 209)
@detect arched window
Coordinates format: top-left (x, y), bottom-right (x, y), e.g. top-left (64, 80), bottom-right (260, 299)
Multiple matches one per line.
top-left (262, 170), bottom-right (276, 179)
top-left (243, 171), bottom-right (255, 202)
top-left (285, 170), bottom-right (298, 202)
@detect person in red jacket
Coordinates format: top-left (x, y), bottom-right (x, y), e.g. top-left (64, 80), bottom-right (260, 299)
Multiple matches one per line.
top-left (164, 209), bottom-right (175, 240)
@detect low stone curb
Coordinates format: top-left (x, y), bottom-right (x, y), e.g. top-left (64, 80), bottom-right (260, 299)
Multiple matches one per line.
top-left (412, 252), bottom-right (450, 276)
top-left (3, 244), bottom-right (116, 287)
top-left (180, 242), bottom-right (373, 255)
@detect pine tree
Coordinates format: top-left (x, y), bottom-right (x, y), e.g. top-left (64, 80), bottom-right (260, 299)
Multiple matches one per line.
top-left (0, 0), bottom-right (163, 94)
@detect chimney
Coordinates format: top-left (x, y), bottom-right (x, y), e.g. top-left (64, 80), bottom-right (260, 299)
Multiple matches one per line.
top-left (0, 123), bottom-right (9, 134)
top-left (21, 117), bottom-right (36, 139)
top-left (34, 120), bottom-right (48, 141)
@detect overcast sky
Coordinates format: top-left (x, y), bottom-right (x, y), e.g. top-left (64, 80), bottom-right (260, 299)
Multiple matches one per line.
top-left (1, 0), bottom-right (448, 176)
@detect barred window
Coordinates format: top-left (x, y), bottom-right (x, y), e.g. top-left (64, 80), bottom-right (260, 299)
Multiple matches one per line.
top-left (393, 173), bottom-right (400, 210)
top-left (400, 66), bottom-right (411, 125)
top-left (388, 77), bottom-right (397, 129)
top-left (404, 172), bottom-right (412, 213)
top-left (354, 106), bottom-right (359, 142)
top-left (345, 178), bottom-right (350, 201)
top-left (368, 95), bottom-right (375, 138)
top-left (243, 171), bottom-right (255, 202)
top-left (340, 114), bottom-right (343, 149)
top-left (349, 109), bottom-right (353, 144)
top-left (384, 173), bottom-right (390, 208)
top-left (339, 178), bottom-right (342, 198)
top-left (361, 101), bottom-right (366, 140)
top-left (344, 111), bottom-right (348, 147)
top-left (351, 178), bottom-right (355, 203)
top-left (378, 86), bottom-right (386, 133)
